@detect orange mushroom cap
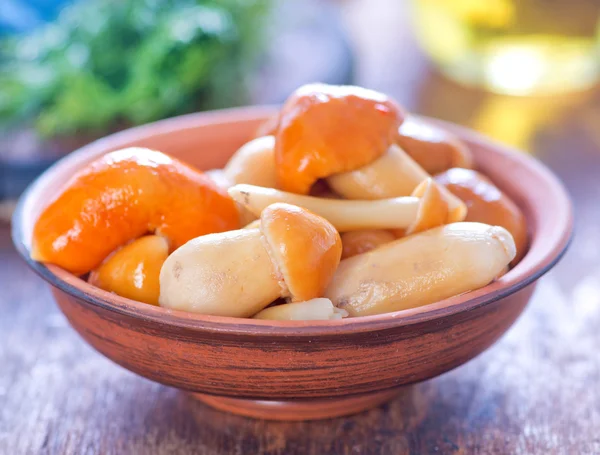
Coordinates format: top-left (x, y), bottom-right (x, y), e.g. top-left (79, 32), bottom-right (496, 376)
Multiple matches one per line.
top-left (341, 230), bottom-right (396, 259)
top-left (32, 147), bottom-right (239, 274)
top-left (397, 117), bottom-right (473, 175)
top-left (275, 83), bottom-right (405, 194)
top-left (260, 202), bottom-right (342, 302)
top-left (406, 178), bottom-right (450, 235)
top-left (88, 235), bottom-right (169, 305)
top-left (435, 168), bottom-right (528, 265)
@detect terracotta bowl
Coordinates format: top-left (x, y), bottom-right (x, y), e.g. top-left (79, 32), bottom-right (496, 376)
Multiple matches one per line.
top-left (12, 107), bottom-right (572, 421)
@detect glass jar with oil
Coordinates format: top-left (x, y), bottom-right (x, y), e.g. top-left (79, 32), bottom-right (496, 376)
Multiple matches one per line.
top-left (410, 0), bottom-right (600, 95)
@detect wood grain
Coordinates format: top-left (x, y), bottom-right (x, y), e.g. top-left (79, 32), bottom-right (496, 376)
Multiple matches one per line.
top-left (1, 221), bottom-right (599, 455)
top-left (2, 0), bottom-right (600, 453)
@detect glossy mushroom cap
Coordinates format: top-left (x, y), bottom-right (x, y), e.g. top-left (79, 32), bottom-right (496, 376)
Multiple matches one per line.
top-left (89, 235), bottom-right (169, 305)
top-left (260, 203), bottom-right (342, 301)
top-left (435, 168), bottom-right (528, 265)
top-left (31, 147), bottom-right (239, 274)
top-left (406, 178), bottom-right (450, 235)
top-left (397, 117), bottom-right (474, 174)
top-left (275, 83), bottom-right (405, 194)
top-left (341, 230), bottom-right (396, 259)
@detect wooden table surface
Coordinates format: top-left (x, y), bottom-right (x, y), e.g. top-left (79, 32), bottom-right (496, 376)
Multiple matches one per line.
top-left (2, 1), bottom-right (600, 454)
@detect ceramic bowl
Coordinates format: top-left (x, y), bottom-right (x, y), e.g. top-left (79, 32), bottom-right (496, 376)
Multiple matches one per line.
top-left (12, 107), bottom-right (572, 421)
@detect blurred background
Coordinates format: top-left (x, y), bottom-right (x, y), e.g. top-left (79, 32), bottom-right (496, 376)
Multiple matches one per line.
top-left (1, 0), bottom-right (599, 214)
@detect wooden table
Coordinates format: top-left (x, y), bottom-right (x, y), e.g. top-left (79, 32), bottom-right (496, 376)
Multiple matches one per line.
top-left (2, 1), bottom-right (600, 454)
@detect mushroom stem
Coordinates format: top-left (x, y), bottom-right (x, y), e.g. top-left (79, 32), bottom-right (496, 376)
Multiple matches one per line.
top-left (229, 179), bottom-right (459, 233)
top-left (325, 222), bottom-right (517, 316)
top-left (253, 298), bottom-right (349, 321)
top-left (160, 229), bottom-right (282, 317)
top-left (327, 144), bottom-right (466, 221)
top-left (242, 219), bottom-right (261, 230)
top-left (229, 184), bottom-right (420, 231)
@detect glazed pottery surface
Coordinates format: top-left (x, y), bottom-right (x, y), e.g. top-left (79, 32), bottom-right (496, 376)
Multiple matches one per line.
top-left (12, 107), bottom-right (572, 420)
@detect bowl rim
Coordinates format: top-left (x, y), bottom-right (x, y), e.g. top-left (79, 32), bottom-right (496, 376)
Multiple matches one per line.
top-left (11, 106), bottom-right (573, 336)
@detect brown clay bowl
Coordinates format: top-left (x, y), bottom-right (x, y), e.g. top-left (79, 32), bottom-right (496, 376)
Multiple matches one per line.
top-left (12, 107), bottom-right (572, 421)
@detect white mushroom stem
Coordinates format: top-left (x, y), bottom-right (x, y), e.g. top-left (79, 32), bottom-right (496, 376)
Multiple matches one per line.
top-left (327, 144), bottom-right (466, 221)
top-left (325, 222), bottom-right (517, 316)
top-left (229, 184), bottom-right (420, 231)
top-left (160, 229), bottom-right (283, 317)
top-left (231, 178), bottom-right (459, 234)
top-left (159, 203), bottom-right (342, 317)
top-left (242, 219), bottom-right (261, 230)
top-left (253, 298), bottom-right (349, 321)
top-left (223, 136), bottom-right (277, 188)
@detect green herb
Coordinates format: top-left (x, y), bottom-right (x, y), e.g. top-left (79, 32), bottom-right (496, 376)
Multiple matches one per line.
top-left (0, 0), bottom-right (270, 138)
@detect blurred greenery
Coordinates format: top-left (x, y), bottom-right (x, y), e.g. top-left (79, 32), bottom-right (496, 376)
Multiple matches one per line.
top-left (0, 0), bottom-right (271, 138)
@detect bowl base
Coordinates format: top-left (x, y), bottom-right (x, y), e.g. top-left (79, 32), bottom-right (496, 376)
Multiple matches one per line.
top-left (191, 389), bottom-right (400, 421)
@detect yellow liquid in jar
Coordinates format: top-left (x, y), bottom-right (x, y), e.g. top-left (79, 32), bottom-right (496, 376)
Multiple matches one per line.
top-left (410, 0), bottom-right (600, 95)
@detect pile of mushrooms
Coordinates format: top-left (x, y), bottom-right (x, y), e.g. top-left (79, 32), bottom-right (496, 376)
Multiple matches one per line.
top-left (32, 83), bottom-right (527, 321)
top-left (163, 83), bottom-right (527, 320)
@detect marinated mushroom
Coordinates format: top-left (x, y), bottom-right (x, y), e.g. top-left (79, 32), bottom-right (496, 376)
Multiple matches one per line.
top-left (254, 113), bottom-right (474, 176)
top-left (89, 235), bottom-right (169, 305)
top-left (325, 222), bottom-right (516, 316)
top-left (435, 167), bottom-right (528, 265)
top-left (397, 116), bottom-right (473, 174)
top-left (253, 298), bottom-right (348, 321)
top-left (228, 178), bottom-right (458, 232)
top-left (31, 147), bottom-right (239, 274)
top-left (275, 83), bottom-right (405, 194)
top-left (159, 203), bottom-right (342, 317)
